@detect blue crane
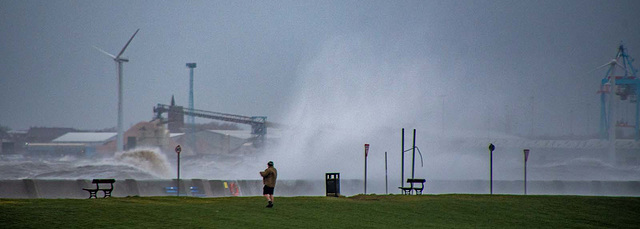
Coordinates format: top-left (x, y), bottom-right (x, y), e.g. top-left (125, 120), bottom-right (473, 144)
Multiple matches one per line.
top-left (599, 44), bottom-right (639, 140)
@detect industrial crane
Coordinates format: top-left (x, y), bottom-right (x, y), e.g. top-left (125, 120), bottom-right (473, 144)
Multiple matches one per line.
top-left (598, 44), bottom-right (639, 140)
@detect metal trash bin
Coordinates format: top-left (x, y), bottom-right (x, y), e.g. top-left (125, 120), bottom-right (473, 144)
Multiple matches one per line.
top-left (325, 173), bottom-right (340, 197)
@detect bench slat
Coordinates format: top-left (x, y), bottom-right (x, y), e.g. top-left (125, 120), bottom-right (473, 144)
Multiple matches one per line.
top-left (92, 179), bottom-right (116, 183)
top-left (399, 178), bottom-right (426, 195)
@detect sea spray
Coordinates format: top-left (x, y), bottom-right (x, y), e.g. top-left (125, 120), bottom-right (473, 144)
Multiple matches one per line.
top-left (115, 148), bottom-right (172, 178)
top-left (20, 148), bottom-right (173, 179)
top-left (269, 36), bottom-right (438, 180)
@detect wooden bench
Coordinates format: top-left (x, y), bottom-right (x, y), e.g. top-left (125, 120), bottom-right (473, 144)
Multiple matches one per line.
top-left (398, 178), bottom-right (426, 195)
top-left (83, 179), bottom-right (115, 199)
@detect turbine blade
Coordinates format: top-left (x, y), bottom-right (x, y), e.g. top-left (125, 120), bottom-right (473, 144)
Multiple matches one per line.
top-left (116, 29), bottom-right (140, 58)
top-left (588, 61), bottom-right (616, 74)
top-left (599, 61), bottom-right (614, 69)
top-left (93, 46), bottom-right (116, 59)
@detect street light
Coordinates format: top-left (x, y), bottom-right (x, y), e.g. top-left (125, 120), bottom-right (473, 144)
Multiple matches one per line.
top-left (488, 143), bottom-right (495, 195)
top-left (524, 149), bottom-right (530, 195)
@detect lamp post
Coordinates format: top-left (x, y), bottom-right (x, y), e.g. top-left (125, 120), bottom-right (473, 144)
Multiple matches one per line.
top-left (488, 143), bottom-right (495, 195)
top-left (364, 144), bottom-right (369, 194)
top-left (524, 149), bottom-right (530, 195)
top-left (175, 145), bottom-right (182, 197)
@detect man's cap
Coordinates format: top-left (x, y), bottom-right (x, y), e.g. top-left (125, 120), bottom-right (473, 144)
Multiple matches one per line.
top-left (268, 161), bottom-right (274, 166)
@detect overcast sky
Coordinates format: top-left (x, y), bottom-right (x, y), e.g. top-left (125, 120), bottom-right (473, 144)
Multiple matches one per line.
top-left (1, 0), bottom-right (639, 137)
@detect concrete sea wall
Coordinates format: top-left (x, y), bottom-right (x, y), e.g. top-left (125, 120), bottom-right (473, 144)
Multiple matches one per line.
top-left (0, 179), bottom-right (638, 199)
top-left (0, 179), bottom-right (362, 199)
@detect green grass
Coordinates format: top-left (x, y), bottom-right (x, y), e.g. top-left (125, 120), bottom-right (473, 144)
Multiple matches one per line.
top-left (1, 194), bottom-right (639, 228)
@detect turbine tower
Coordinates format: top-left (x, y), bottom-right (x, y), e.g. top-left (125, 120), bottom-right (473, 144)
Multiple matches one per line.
top-left (94, 29), bottom-right (140, 152)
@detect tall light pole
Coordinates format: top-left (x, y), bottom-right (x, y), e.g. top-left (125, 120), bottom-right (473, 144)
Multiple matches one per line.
top-left (186, 63), bottom-right (197, 150)
top-left (186, 63), bottom-right (197, 127)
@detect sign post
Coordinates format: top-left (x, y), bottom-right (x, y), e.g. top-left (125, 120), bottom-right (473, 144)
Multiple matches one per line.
top-left (401, 128), bottom-right (405, 191)
top-left (411, 129), bottom-right (416, 179)
top-left (364, 143), bottom-right (369, 194)
top-left (488, 143), bottom-right (495, 195)
top-left (175, 145), bottom-right (181, 197)
top-left (385, 151), bottom-right (388, 194)
top-left (524, 149), bottom-right (530, 195)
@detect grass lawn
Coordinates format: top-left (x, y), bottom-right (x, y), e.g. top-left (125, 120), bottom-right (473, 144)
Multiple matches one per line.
top-left (1, 194), bottom-right (639, 228)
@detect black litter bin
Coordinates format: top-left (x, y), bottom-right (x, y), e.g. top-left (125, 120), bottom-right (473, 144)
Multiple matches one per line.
top-left (326, 173), bottom-right (340, 197)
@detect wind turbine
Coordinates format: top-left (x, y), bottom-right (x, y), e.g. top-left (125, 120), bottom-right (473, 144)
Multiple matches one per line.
top-left (94, 29), bottom-right (140, 152)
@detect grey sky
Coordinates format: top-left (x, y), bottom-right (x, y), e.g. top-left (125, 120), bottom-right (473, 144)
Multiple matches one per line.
top-left (1, 0), bottom-right (639, 137)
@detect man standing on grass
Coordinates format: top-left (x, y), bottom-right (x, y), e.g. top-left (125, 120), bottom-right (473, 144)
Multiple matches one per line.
top-left (260, 161), bottom-right (277, 208)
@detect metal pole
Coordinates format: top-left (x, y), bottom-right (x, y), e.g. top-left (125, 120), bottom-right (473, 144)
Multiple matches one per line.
top-left (524, 154), bottom-right (527, 195)
top-left (489, 143), bottom-right (494, 195)
top-left (412, 129), bottom-right (416, 179)
top-left (385, 151), bottom-right (388, 194)
top-left (189, 67), bottom-right (194, 125)
top-left (186, 63), bottom-right (197, 151)
top-left (177, 152), bottom-right (180, 197)
top-left (364, 145), bottom-right (367, 195)
top-left (524, 149), bottom-right (529, 195)
top-left (401, 128), bottom-right (404, 188)
top-left (189, 67), bottom-right (194, 148)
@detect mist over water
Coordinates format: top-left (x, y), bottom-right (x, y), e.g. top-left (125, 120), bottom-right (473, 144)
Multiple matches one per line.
top-left (530, 158), bottom-right (640, 181)
top-left (264, 36), bottom-right (640, 188)
top-left (269, 36), bottom-right (444, 181)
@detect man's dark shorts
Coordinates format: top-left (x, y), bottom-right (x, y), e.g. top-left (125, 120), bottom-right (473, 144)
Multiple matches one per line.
top-left (263, 185), bottom-right (274, 195)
